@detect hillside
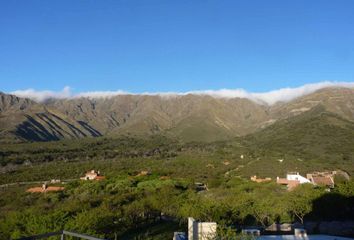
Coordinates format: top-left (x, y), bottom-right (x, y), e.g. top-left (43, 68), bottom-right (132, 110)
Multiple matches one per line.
top-left (48, 95), bottom-right (271, 141)
top-left (1, 87), bottom-right (354, 143)
top-left (0, 93), bottom-right (100, 143)
top-left (240, 105), bottom-right (354, 176)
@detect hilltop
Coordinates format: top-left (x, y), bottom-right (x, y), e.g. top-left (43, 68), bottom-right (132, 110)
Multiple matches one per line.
top-left (1, 87), bottom-right (354, 143)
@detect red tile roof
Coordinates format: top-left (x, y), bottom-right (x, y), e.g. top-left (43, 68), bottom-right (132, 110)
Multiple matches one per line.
top-left (95, 176), bottom-right (106, 180)
top-left (312, 176), bottom-right (334, 186)
top-left (27, 186), bottom-right (64, 193)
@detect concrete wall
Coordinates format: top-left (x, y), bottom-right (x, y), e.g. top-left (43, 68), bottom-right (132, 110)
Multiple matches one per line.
top-left (188, 217), bottom-right (217, 240)
top-left (197, 222), bottom-right (217, 240)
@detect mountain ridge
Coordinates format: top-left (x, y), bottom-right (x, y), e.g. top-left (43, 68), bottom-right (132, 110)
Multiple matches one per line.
top-left (1, 87), bottom-right (354, 142)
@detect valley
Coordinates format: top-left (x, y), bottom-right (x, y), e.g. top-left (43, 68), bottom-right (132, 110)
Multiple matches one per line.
top-left (1, 87), bottom-right (354, 239)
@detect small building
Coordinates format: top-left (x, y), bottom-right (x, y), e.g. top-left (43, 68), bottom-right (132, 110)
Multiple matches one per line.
top-left (276, 177), bottom-right (300, 191)
top-left (135, 170), bottom-right (151, 177)
top-left (188, 217), bottom-right (217, 240)
top-left (276, 172), bottom-right (310, 191)
top-left (286, 172), bottom-right (311, 184)
top-left (307, 172), bottom-right (334, 188)
top-left (223, 160), bottom-right (230, 166)
top-left (250, 175), bottom-right (272, 183)
top-left (27, 183), bottom-right (64, 193)
top-left (50, 179), bottom-right (61, 184)
top-left (80, 170), bottom-right (105, 181)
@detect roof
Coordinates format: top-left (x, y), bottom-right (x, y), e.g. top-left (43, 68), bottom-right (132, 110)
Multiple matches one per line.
top-left (312, 176), bottom-right (333, 186)
top-left (95, 176), bottom-right (106, 180)
top-left (276, 178), bottom-right (300, 190)
top-left (27, 186), bottom-right (64, 193)
top-left (85, 172), bottom-right (98, 176)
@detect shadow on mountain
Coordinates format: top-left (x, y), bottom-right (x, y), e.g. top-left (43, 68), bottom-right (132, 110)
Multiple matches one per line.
top-left (77, 121), bottom-right (102, 137)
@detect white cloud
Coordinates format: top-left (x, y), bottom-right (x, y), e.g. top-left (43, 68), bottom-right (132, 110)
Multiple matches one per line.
top-left (77, 90), bottom-right (130, 98)
top-left (9, 81), bottom-right (354, 105)
top-left (10, 86), bottom-right (72, 102)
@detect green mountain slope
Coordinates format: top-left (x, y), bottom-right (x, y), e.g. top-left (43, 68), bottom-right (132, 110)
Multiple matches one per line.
top-left (2, 87), bottom-right (354, 143)
top-left (240, 105), bottom-right (354, 176)
top-left (0, 93), bottom-right (101, 143)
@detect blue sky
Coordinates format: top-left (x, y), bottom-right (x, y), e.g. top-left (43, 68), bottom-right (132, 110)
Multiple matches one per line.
top-left (1, 0), bottom-right (354, 94)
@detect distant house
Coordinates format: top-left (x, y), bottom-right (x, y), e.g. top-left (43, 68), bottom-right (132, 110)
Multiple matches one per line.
top-left (223, 160), bottom-right (230, 166)
top-left (135, 170), bottom-right (151, 177)
top-left (307, 172), bottom-right (335, 188)
top-left (80, 170), bottom-right (105, 181)
top-left (276, 177), bottom-right (300, 191)
top-left (276, 172), bottom-right (311, 191)
top-left (286, 172), bottom-right (311, 184)
top-left (250, 175), bottom-right (272, 183)
top-left (27, 183), bottom-right (64, 193)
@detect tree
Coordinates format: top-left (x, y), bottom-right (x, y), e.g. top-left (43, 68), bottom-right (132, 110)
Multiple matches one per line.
top-left (286, 184), bottom-right (320, 224)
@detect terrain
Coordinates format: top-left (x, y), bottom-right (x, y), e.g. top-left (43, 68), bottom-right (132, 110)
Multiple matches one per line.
top-left (1, 87), bottom-right (354, 239)
top-left (0, 134), bottom-right (353, 239)
top-left (2, 87), bottom-right (354, 143)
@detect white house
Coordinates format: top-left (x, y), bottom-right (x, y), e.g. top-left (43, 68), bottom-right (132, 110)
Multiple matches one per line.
top-left (80, 170), bottom-right (105, 181)
top-left (286, 172), bottom-right (311, 184)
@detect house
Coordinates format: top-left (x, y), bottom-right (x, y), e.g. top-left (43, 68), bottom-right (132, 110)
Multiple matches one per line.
top-left (286, 172), bottom-right (311, 184)
top-left (223, 160), bottom-right (230, 166)
top-left (276, 172), bottom-right (311, 191)
top-left (27, 183), bottom-right (64, 193)
top-left (80, 170), bottom-right (105, 181)
top-left (174, 217), bottom-right (217, 240)
top-left (135, 170), bottom-right (151, 177)
top-left (276, 177), bottom-right (300, 191)
top-left (307, 172), bottom-right (335, 188)
top-left (250, 175), bottom-right (272, 183)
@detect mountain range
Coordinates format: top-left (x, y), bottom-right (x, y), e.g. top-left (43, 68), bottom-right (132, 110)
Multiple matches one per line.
top-left (1, 87), bottom-right (354, 143)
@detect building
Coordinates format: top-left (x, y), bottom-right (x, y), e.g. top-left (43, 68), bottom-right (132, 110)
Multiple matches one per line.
top-left (80, 170), bottom-right (105, 181)
top-left (173, 217), bottom-right (217, 240)
top-left (135, 170), bottom-right (151, 177)
top-left (286, 172), bottom-right (311, 184)
top-left (276, 172), bottom-right (311, 191)
top-left (250, 175), bottom-right (272, 183)
top-left (27, 183), bottom-right (64, 193)
top-left (188, 217), bottom-right (217, 240)
top-left (306, 172), bottom-right (335, 188)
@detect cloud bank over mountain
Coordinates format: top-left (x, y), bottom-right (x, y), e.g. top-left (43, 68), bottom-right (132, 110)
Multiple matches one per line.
top-left (9, 81), bottom-right (354, 105)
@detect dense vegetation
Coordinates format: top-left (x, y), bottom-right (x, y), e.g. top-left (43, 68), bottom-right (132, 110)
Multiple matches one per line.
top-left (0, 134), bottom-right (354, 239)
top-left (2, 107), bottom-right (354, 239)
top-left (1, 172), bottom-right (353, 239)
